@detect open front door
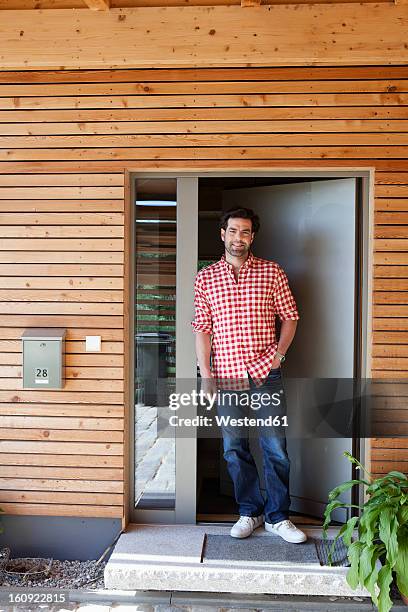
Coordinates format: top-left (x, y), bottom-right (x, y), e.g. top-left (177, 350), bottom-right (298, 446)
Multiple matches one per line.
top-left (222, 178), bottom-right (358, 523)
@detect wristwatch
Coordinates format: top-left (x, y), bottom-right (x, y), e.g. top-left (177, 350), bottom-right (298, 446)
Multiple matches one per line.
top-left (275, 350), bottom-right (286, 363)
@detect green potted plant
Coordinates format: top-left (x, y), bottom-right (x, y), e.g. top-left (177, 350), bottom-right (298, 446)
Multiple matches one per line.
top-left (323, 451), bottom-right (408, 612)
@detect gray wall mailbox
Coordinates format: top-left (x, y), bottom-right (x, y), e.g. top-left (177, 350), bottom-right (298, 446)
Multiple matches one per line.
top-left (21, 328), bottom-right (66, 389)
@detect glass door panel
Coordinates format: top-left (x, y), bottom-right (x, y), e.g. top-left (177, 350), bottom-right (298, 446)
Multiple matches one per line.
top-left (134, 178), bottom-right (176, 511)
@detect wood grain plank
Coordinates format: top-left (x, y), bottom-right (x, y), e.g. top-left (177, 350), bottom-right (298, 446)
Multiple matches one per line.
top-left (0, 503), bottom-right (121, 517)
top-left (0, 187), bottom-right (124, 198)
top-left (3, 133), bottom-right (408, 148)
top-left (0, 289), bottom-right (123, 302)
top-left (0, 490), bottom-right (122, 504)
top-left (0, 159), bottom-right (407, 172)
top-left (0, 226), bottom-right (124, 238)
top-left (84, 0), bottom-right (110, 9)
top-left (0, 353), bottom-right (125, 366)
top-left (1, 93), bottom-right (408, 110)
top-left (0, 465), bottom-right (123, 479)
top-left (0, 478), bottom-right (122, 493)
top-left (0, 303), bottom-right (123, 315)
top-left (0, 440), bottom-right (123, 453)
top-left (0, 404), bottom-right (124, 417)
top-left (0, 200), bottom-right (124, 212)
top-left (1, 106), bottom-right (408, 123)
top-left (0, 452), bottom-right (123, 466)
top-left (372, 358), bottom-right (408, 370)
top-left (0, 254), bottom-right (123, 264)
top-left (2, 79), bottom-right (408, 97)
top-left (2, 147), bottom-right (408, 162)
top-left (0, 339), bottom-right (123, 352)
top-left (0, 427), bottom-right (123, 442)
top-left (2, 66), bottom-right (408, 83)
top-left (0, 379), bottom-right (124, 391)
top-left (0, 238), bottom-right (123, 251)
top-left (0, 416), bottom-right (123, 429)
top-left (375, 199), bottom-right (408, 212)
top-left (371, 463), bottom-right (408, 475)
top-left (0, 263), bottom-right (123, 274)
top-left (374, 253), bottom-right (408, 265)
top-left (2, 120), bottom-right (408, 136)
top-left (0, 328), bottom-right (124, 340)
top-left (0, 212), bottom-right (124, 224)
top-left (374, 226), bottom-right (408, 238)
top-left (0, 365), bottom-right (124, 379)
top-left (373, 331), bottom-right (408, 344)
top-left (374, 266), bottom-right (408, 278)
top-left (0, 5), bottom-right (407, 70)
top-left (372, 439), bottom-right (408, 448)
top-left (0, 391), bottom-right (124, 404)
top-left (375, 212), bottom-right (408, 224)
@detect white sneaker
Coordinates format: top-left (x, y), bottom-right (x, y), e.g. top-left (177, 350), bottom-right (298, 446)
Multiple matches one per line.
top-left (265, 519), bottom-right (307, 543)
top-left (230, 515), bottom-right (264, 538)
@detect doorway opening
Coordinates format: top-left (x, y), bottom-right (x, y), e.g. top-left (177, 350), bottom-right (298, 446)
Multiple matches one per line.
top-left (129, 171), bottom-right (371, 527)
top-left (196, 175), bottom-right (364, 526)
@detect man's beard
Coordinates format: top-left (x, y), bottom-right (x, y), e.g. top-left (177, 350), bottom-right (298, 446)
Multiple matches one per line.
top-left (225, 241), bottom-right (250, 257)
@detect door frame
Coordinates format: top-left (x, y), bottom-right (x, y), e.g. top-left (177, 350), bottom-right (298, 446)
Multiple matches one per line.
top-left (125, 168), bottom-right (374, 526)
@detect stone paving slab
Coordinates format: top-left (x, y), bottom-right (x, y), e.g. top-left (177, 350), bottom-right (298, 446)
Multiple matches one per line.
top-left (108, 525), bottom-right (205, 564)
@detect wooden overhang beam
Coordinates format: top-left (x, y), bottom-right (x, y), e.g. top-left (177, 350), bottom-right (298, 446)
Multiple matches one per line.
top-left (0, 4), bottom-right (408, 70)
top-left (83, 0), bottom-right (110, 10)
top-left (241, 0), bottom-right (262, 7)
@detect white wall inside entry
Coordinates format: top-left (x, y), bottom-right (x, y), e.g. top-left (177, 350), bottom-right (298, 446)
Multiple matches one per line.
top-left (221, 178), bottom-right (357, 522)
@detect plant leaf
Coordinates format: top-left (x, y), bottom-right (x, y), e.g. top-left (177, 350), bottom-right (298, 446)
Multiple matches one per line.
top-left (328, 480), bottom-right (368, 501)
top-left (385, 471), bottom-right (408, 483)
top-left (395, 529), bottom-right (408, 597)
top-left (359, 545), bottom-right (376, 585)
top-left (360, 505), bottom-right (383, 547)
top-left (323, 501), bottom-right (345, 531)
top-left (377, 564), bottom-right (393, 612)
top-left (363, 546), bottom-right (382, 608)
top-left (397, 504), bottom-right (408, 526)
top-left (379, 507), bottom-right (399, 567)
top-left (342, 515), bottom-right (359, 547)
top-left (346, 541), bottom-right (362, 590)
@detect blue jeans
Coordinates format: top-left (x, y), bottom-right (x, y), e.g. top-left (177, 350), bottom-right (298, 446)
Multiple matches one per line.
top-left (217, 367), bottom-right (290, 524)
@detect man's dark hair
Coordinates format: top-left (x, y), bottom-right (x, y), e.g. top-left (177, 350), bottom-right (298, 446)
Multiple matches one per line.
top-left (219, 207), bottom-right (260, 235)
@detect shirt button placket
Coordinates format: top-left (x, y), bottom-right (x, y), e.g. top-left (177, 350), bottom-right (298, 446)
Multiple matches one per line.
top-left (237, 270), bottom-right (246, 377)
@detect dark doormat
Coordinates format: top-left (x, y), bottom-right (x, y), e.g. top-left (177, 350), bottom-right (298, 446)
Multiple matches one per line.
top-left (203, 534), bottom-right (319, 564)
top-left (314, 537), bottom-right (350, 567)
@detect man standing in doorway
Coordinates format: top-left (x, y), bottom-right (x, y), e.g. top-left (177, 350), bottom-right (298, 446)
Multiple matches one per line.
top-left (191, 207), bottom-right (307, 543)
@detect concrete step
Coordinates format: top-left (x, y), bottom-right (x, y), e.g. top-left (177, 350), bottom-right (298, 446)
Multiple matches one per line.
top-left (104, 524), bottom-right (370, 598)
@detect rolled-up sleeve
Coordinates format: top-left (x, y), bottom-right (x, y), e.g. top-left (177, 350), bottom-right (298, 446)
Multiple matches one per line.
top-left (191, 273), bottom-right (213, 334)
top-left (273, 265), bottom-right (300, 322)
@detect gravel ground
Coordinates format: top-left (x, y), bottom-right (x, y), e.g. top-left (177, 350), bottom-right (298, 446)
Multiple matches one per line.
top-left (0, 555), bottom-right (106, 590)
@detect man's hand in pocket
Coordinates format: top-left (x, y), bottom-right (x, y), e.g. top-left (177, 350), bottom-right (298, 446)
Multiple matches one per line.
top-left (201, 374), bottom-right (218, 398)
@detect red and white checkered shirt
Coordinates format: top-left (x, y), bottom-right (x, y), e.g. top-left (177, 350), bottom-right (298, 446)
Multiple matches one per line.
top-left (191, 251), bottom-right (299, 388)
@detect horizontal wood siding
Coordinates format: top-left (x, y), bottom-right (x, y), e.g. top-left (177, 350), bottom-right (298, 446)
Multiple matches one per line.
top-left (0, 168), bottom-right (125, 517)
top-left (0, 65), bottom-right (406, 518)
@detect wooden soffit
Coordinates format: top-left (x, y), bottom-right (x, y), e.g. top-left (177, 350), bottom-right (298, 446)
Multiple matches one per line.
top-left (0, 4), bottom-right (407, 70)
top-left (83, 0), bottom-right (111, 8)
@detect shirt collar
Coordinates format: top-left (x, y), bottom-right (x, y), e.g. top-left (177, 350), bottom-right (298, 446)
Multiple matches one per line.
top-left (221, 251), bottom-right (254, 272)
